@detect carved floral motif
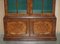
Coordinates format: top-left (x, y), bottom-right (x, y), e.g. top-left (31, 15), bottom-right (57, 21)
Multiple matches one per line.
top-left (7, 21), bottom-right (26, 35)
top-left (34, 21), bottom-right (52, 34)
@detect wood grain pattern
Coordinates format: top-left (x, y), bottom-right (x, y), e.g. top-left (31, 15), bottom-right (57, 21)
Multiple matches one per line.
top-left (4, 17), bottom-right (30, 38)
top-left (30, 18), bottom-right (56, 38)
top-left (7, 21), bottom-right (26, 36)
top-left (27, 0), bottom-right (32, 15)
top-left (4, 16), bottom-right (56, 41)
top-left (33, 21), bottom-right (52, 35)
top-left (4, 0), bottom-right (56, 41)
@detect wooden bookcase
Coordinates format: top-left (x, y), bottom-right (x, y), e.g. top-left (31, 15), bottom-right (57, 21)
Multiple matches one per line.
top-left (4, 0), bottom-right (56, 41)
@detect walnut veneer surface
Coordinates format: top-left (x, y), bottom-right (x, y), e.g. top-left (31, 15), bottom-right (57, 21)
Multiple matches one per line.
top-left (4, 16), bottom-right (56, 41)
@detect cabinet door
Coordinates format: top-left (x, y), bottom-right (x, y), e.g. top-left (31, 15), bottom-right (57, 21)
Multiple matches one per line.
top-left (30, 18), bottom-right (55, 37)
top-left (5, 18), bottom-right (29, 38)
top-left (7, 0), bottom-right (27, 16)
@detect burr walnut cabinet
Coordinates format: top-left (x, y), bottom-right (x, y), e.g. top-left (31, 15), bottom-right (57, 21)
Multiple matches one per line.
top-left (4, 0), bottom-right (57, 41)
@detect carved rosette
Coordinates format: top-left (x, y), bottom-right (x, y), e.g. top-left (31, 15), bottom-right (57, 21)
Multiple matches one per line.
top-left (7, 21), bottom-right (26, 36)
top-left (34, 21), bottom-right (52, 35)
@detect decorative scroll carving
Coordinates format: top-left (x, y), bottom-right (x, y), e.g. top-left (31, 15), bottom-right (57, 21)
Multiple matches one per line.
top-left (7, 21), bottom-right (26, 36)
top-left (33, 21), bottom-right (52, 34)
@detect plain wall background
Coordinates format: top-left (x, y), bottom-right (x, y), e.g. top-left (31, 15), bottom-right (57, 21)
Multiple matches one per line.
top-left (0, 0), bottom-right (60, 34)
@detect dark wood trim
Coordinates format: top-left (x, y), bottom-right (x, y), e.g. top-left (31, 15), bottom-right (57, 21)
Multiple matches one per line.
top-left (27, 0), bottom-right (32, 15)
top-left (4, 0), bottom-right (8, 16)
top-left (4, 36), bottom-right (56, 41)
top-left (16, 0), bottom-right (18, 16)
top-left (52, 0), bottom-right (56, 16)
top-left (42, 0), bottom-right (44, 16)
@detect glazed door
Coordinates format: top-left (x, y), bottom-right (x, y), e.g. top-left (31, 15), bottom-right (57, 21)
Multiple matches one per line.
top-left (6, 0), bottom-right (53, 16)
top-left (28, 0), bottom-right (53, 16)
top-left (7, 0), bottom-right (28, 16)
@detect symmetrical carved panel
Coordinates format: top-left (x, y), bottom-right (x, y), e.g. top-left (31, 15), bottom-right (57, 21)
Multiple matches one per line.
top-left (6, 21), bottom-right (27, 36)
top-left (33, 20), bottom-right (52, 35)
top-left (4, 17), bottom-right (56, 41)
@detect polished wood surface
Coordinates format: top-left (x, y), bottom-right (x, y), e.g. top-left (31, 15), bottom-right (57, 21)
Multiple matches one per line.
top-left (4, 0), bottom-right (56, 41)
top-left (4, 16), bottom-right (56, 41)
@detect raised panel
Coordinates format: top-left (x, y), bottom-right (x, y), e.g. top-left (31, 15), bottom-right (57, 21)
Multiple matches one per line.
top-left (5, 18), bottom-right (29, 37)
top-left (31, 19), bottom-right (53, 37)
top-left (34, 21), bottom-right (52, 34)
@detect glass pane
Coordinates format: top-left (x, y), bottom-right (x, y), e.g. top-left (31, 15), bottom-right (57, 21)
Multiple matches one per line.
top-left (44, 0), bottom-right (52, 13)
top-left (18, 0), bottom-right (27, 14)
top-left (33, 0), bottom-right (42, 14)
top-left (8, 0), bottom-right (16, 13)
